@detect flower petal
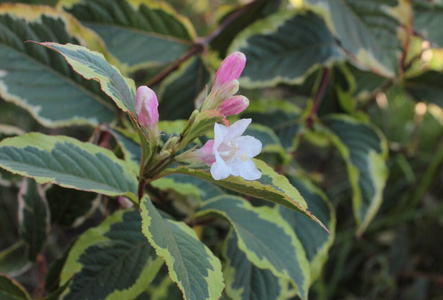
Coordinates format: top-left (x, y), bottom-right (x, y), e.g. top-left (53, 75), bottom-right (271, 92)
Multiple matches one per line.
top-left (214, 123), bottom-right (228, 150)
top-left (229, 159), bottom-right (261, 180)
top-left (210, 158), bottom-right (231, 180)
top-left (224, 118), bottom-right (251, 140)
top-left (236, 136), bottom-right (262, 158)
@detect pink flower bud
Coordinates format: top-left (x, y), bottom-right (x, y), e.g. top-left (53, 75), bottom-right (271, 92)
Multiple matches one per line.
top-left (136, 86), bottom-right (159, 129)
top-left (213, 79), bottom-right (239, 102)
top-left (213, 52), bottom-right (246, 91)
top-left (118, 196), bottom-right (134, 209)
top-left (218, 95), bottom-right (249, 116)
top-left (202, 80), bottom-right (239, 111)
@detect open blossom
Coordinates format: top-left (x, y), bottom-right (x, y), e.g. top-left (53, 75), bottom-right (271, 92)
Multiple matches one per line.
top-left (136, 86), bottom-right (159, 130)
top-left (197, 119), bottom-right (262, 181)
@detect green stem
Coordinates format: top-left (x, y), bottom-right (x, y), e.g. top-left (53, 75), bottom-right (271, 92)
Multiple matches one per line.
top-left (408, 137), bottom-right (443, 209)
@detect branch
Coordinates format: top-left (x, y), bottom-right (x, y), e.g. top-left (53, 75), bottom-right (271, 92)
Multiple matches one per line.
top-left (146, 0), bottom-right (265, 87)
top-left (204, 0), bottom-right (265, 45)
top-left (147, 44), bottom-right (204, 87)
top-left (306, 68), bottom-right (331, 128)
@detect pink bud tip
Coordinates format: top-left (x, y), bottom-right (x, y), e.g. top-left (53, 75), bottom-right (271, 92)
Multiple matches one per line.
top-left (118, 196), bottom-right (134, 209)
top-left (213, 52), bottom-right (246, 91)
top-left (218, 95), bottom-right (249, 116)
top-left (136, 86), bottom-right (159, 129)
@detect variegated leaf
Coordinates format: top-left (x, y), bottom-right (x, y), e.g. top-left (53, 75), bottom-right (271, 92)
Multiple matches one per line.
top-left (0, 4), bottom-right (117, 126)
top-left (59, 0), bottom-right (196, 71)
top-left (229, 11), bottom-right (344, 88)
top-left (152, 174), bottom-right (224, 205)
top-left (279, 175), bottom-right (335, 282)
top-left (0, 242), bottom-right (31, 277)
top-left (197, 195), bottom-right (310, 299)
top-left (0, 133), bottom-right (138, 201)
top-left (60, 209), bottom-right (162, 300)
top-left (46, 185), bottom-right (98, 228)
top-left (140, 196), bottom-right (224, 300)
top-left (210, 0), bottom-right (282, 57)
top-left (222, 230), bottom-right (288, 300)
top-left (37, 42), bottom-right (136, 116)
top-left (242, 99), bottom-right (303, 151)
top-left (303, 0), bottom-right (408, 77)
top-left (158, 57), bottom-right (210, 120)
top-left (0, 274), bottom-right (30, 300)
top-left (160, 159), bottom-right (327, 231)
top-left (18, 178), bottom-right (49, 261)
top-left (413, 1), bottom-right (443, 47)
top-left (320, 115), bottom-right (388, 235)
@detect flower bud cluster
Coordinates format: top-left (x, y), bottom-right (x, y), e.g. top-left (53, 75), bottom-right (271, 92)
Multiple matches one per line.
top-left (134, 51), bottom-right (261, 182)
top-left (201, 52), bottom-right (249, 116)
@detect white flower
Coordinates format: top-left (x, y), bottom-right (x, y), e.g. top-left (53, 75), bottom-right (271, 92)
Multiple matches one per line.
top-left (210, 119), bottom-right (262, 181)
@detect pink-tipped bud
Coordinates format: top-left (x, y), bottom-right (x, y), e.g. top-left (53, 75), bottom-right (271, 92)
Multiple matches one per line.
top-left (136, 86), bottom-right (159, 129)
top-left (213, 52), bottom-right (246, 91)
top-left (218, 95), bottom-right (249, 116)
top-left (118, 196), bottom-right (134, 209)
top-left (202, 80), bottom-right (239, 111)
top-left (214, 79), bottom-right (239, 102)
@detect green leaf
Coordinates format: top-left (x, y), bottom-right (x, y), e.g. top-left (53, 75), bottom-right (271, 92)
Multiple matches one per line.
top-left (158, 56), bottom-right (210, 120)
top-left (18, 178), bottom-right (49, 261)
top-left (152, 174), bottom-right (224, 205)
top-left (229, 11), bottom-right (344, 88)
top-left (0, 185), bottom-right (19, 249)
top-left (413, 1), bottom-right (443, 47)
top-left (161, 159), bottom-right (327, 230)
top-left (303, 0), bottom-right (405, 77)
top-left (244, 123), bottom-right (290, 164)
top-left (242, 99), bottom-right (303, 151)
top-left (0, 4), bottom-right (117, 126)
top-left (0, 274), bottom-right (30, 300)
top-left (140, 196), bottom-right (224, 300)
top-left (210, 0), bottom-right (282, 57)
top-left (60, 209), bottom-right (162, 300)
top-left (405, 71), bottom-right (443, 109)
top-left (320, 115), bottom-right (388, 235)
top-left (107, 127), bottom-right (142, 175)
top-left (279, 175), bottom-right (335, 282)
top-left (59, 0), bottom-right (196, 71)
top-left (46, 185), bottom-right (98, 227)
top-left (37, 42), bottom-right (136, 116)
top-left (144, 265), bottom-right (182, 300)
top-left (349, 65), bottom-right (390, 100)
top-left (0, 100), bottom-right (37, 133)
top-left (0, 242), bottom-right (31, 277)
top-left (197, 195), bottom-right (310, 299)
top-left (0, 133), bottom-right (138, 201)
top-left (222, 230), bottom-right (287, 300)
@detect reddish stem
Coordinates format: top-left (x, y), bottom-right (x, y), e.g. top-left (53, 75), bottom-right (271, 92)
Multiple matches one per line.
top-left (147, 44), bottom-right (204, 87)
top-left (146, 0), bottom-right (263, 87)
top-left (34, 254), bottom-right (46, 299)
top-left (306, 68), bottom-right (331, 128)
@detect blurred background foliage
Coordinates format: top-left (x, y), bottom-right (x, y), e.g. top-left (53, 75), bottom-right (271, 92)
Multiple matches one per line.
top-left (0, 0), bottom-right (442, 299)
